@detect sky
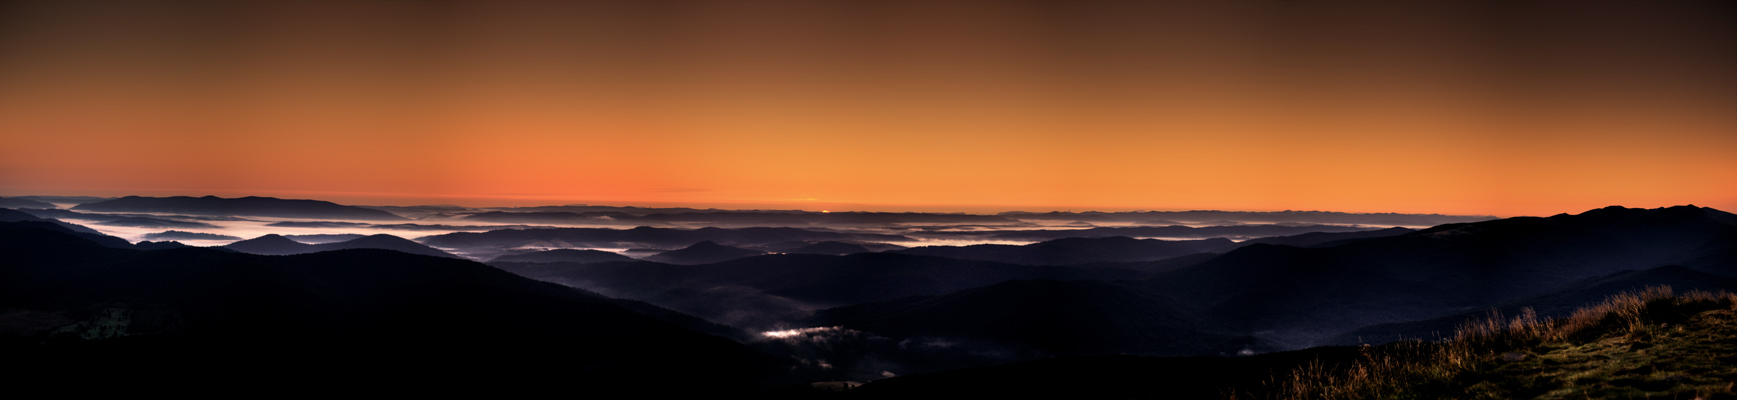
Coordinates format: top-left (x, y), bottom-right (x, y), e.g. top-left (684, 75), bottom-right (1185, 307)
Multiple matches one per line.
top-left (1, 1), bottom-right (1732, 216)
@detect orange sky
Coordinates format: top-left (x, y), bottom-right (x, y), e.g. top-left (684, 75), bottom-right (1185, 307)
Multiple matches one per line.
top-left (1, 1), bottom-right (1733, 216)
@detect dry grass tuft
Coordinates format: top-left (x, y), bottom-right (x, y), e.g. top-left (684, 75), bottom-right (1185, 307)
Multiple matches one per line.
top-left (1255, 286), bottom-right (1737, 400)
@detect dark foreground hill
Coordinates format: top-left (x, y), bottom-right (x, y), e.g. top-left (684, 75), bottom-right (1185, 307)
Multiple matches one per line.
top-left (0, 221), bottom-right (786, 395)
top-left (836, 288), bottom-right (1736, 399)
top-left (1324, 265), bottom-right (1737, 345)
top-left (806, 279), bottom-right (1270, 358)
top-left (73, 195), bottom-right (407, 221)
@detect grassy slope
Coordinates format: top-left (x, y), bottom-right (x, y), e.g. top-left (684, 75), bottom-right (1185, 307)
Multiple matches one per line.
top-left (1260, 287), bottom-right (1737, 400)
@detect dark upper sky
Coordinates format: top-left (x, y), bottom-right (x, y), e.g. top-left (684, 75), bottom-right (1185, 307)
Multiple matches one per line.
top-left (1, 1), bottom-right (1732, 215)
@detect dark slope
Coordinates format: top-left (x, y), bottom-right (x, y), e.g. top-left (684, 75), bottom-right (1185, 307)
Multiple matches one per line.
top-left (645, 240), bottom-right (766, 264)
top-left (488, 248), bottom-right (636, 263)
top-left (888, 236), bottom-right (1230, 265)
top-left (1231, 226), bottom-right (1416, 249)
top-left (140, 230), bottom-right (240, 241)
top-left (1141, 205), bottom-right (1737, 347)
top-left (226, 234), bottom-right (462, 259)
top-left (9, 195), bottom-right (113, 205)
top-left (0, 211), bottom-right (134, 248)
top-left (920, 224), bottom-right (1384, 241)
top-left (997, 209), bottom-right (1492, 226)
top-left (806, 279), bottom-right (1268, 358)
top-left (1324, 265), bottom-right (1737, 345)
top-left (491, 253), bottom-right (1142, 330)
top-left (418, 226), bottom-right (911, 251)
top-left (283, 233), bottom-right (366, 244)
top-left (784, 241), bottom-right (873, 255)
top-left (0, 197), bottom-right (58, 209)
top-left (73, 195), bottom-right (407, 221)
top-left (91, 216), bottom-right (218, 229)
top-left (0, 225), bottom-right (783, 395)
top-left (847, 347), bottom-right (1368, 399)
top-left (463, 210), bottom-right (1018, 227)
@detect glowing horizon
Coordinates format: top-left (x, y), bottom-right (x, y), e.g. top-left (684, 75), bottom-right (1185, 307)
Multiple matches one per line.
top-left (2, 1), bottom-right (1733, 218)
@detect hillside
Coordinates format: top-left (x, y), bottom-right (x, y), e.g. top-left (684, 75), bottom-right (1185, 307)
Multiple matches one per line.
top-left (1250, 287), bottom-right (1737, 399)
top-left (0, 221), bottom-right (785, 395)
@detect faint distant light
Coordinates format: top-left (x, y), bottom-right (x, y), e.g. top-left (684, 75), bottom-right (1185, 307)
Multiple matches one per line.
top-left (761, 326), bottom-right (841, 339)
top-left (822, 210), bottom-right (830, 213)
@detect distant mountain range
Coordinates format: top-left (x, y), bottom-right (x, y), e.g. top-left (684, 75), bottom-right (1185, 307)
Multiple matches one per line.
top-left (141, 230), bottom-right (240, 241)
top-left (911, 224), bottom-right (1388, 241)
top-left (998, 210), bottom-right (1495, 226)
top-left (0, 197), bottom-right (58, 209)
top-left (225, 234), bottom-right (462, 259)
top-left (888, 236), bottom-right (1234, 265)
top-left (420, 226), bottom-right (912, 260)
top-left (73, 196), bottom-right (407, 221)
top-left (488, 248), bottom-right (637, 263)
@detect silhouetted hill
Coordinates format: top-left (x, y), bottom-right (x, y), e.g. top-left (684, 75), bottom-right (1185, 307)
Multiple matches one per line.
top-left (487, 249), bottom-right (635, 263)
top-left (997, 209), bottom-right (1493, 226)
top-left (419, 226), bottom-right (911, 260)
top-left (806, 279), bottom-right (1269, 358)
top-left (784, 241), bottom-right (873, 255)
top-left (283, 234), bottom-right (365, 244)
top-left (462, 211), bottom-right (604, 224)
top-left (226, 234), bottom-right (462, 259)
top-left (91, 216), bottom-right (218, 229)
top-left (0, 215), bottom-right (133, 248)
top-left (141, 230), bottom-right (240, 241)
top-left (73, 195), bottom-right (407, 221)
top-left (9, 195), bottom-right (114, 205)
top-left (132, 240), bottom-right (195, 250)
top-left (463, 210), bottom-right (1020, 227)
top-left (491, 253), bottom-right (1141, 330)
top-left (0, 197), bottom-right (58, 209)
top-left (846, 347), bottom-right (1367, 399)
top-left (1323, 265), bottom-right (1737, 345)
top-left (888, 236), bottom-right (1230, 265)
top-left (914, 224), bottom-right (1385, 242)
top-left (264, 221), bottom-right (369, 228)
top-left (1232, 226), bottom-right (1416, 248)
top-left (1142, 205), bottom-right (1737, 347)
top-left (0, 226), bottom-right (784, 395)
top-left (645, 241), bottom-right (766, 264)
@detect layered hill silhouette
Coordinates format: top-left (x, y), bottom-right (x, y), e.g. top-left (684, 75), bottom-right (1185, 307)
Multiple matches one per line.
top-left (914, 224), bottom-right (1386, 241)
top-left (487, 248), bottom-right (636, 263)
top-left (141, 230), bottom-right (240, 241)
top-left (0, 221), bottom-right (785, 395)
top-left (73, 195), bottom-right (407, 221)
top-left (462, 210), bottom-right (1021, 227)
top-left (1323, 265), bottom-right (1737, 345)
top-left (645, 241), bottom-right (766, 264)
top-left (225, 234), bottom-right (462, 259)
top-left (888, 236), bottom-right (1233, 265)
top-left (0, 208), bottom-right (134, 248)
top-left (0, 197), bottom-right (58, 209)
top-left (419, 226), bottom-right (911, 256)
top-left (776, 205), bottom-right (1737, 363)
top-left (490, 253), bottom-right (1142, 330)
top-left (998, 209), bottom-right (1493, 226)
